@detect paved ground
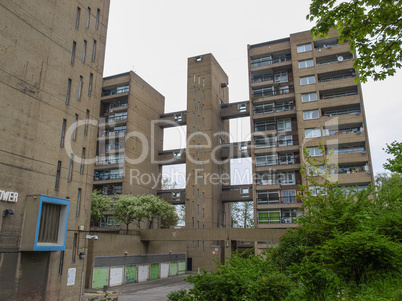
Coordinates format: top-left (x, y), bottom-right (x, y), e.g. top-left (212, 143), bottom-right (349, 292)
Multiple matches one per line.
top-left (84, 274), bottom-right (193, 301)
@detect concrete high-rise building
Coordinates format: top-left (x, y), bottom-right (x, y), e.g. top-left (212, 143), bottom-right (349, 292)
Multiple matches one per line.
top-left (248, 29), bottom-right (374, 251)
top-left (90, 29), bottom-right (374, 274)
top-left (0, 1), bottom-right (110, 299)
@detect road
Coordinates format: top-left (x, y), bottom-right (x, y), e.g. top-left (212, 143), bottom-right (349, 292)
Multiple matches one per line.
top-left (84, 274), bottom-right (193, 301)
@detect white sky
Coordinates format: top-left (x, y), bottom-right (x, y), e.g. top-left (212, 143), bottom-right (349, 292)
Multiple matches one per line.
top-left (104, 0), bottom-right (402, 182)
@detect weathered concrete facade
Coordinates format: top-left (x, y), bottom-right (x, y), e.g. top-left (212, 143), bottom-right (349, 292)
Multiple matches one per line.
top-left (0, 1), bottom-right (110, 299)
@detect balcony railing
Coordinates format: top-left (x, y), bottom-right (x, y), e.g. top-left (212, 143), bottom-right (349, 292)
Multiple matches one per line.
top-left (98, 130), bottom-right (126, 137)
top-left (251, 55), bottom-right (291, 68)
top-left (254, 123), bottom-right (276, 132)
top-left (96, 158), bottom-right (124, 166)
top-left (257, 196), bottom-right (297, 205)
top-left (252, 88), bottom-right (293, 100)
top-left (324, 126), bottom-right (362, 136)
top-left (316, 56), bottom-right (353, 66)
top-left (102, 86), bottom-right (129, 97)
top-left (333, 147), bottom-right (365, 155)
top-left (321, 90), bottom-right (358, 100)
top-left (253, 103), bottom-right (295, 115)
top-left (323, 108), bottom-right (360, 117)
top-left (319, 72), bottom-right (355, 82)
top-left (94, 174), bottom-right (124, 181)
top-left (255, 138), bottom-right (294, 148)
top-left (252, 74), bottom-right (273, 83)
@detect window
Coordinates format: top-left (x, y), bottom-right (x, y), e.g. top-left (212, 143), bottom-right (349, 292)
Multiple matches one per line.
top-left (256, 154), bottom-right (278, 167)
top-left (281, 172), bottom-right (295, 185)
top-left (240, 188), bottom-right (249, 195)
top-left (274, 71), bottom-right (288, 83)
top-left (300, 75), bottom-right (316, 86)
top-left (278, 135), bottom-right (293, 147)
top-left (305, 128), bottom-right (321, 138)
top-left (298, 59), bottom-right (314, 69)
top-left (84, 110), bottom-right (89, 135)
top-left (303, 109), bottom-right (319, 120)
top-left (307, 146), bottom-right (322, 156)
top-left (297, 43), bottom-right (312, 53)
top-left (76, 188), bottom-right (81, 217)
top-left (66, 78), bottom-right (71, 104)
top-left (75, 7), bottom-right (81, 30)
top-left (301, 92), bottom-right (317, 103)
top-left (72, 233), bottom-right (77, 263)
top-left (257, 191), bottom-right (279, 204)
top-left (282, 190), bottom-right (296, 204)
top-left (95, 8), bottom-right (100, 30)
top-left (238, 104), bottom-right (246, 112)
top-left (73, 114), bottom-right (78, 140)
top-left (85, 7), bottom-right (90, 28)
top-left (80, 148), bottom-right (85, 174)
top-left (279, 153), bottom-right (294, 165)
top-left (91, 40), bottom-right (96, 62)
top-left (55, 161), bottom-right (61, 191)
top-left (60, 119), bottom-right (66, 147)
top-left (77, 76), bottom-right (83, 100)
top-left (258, 209), bottom-right (280, 224)
top-left (68, 154), bottom-right (74, 182)
top-left (88, 73), bottom-right (93, 97)
top-left (70, 41), bottom-right (76, 65)
top-left (82, 40), bottom-right (87, 63)
top-left (277, 119), bottom-right (292, 132)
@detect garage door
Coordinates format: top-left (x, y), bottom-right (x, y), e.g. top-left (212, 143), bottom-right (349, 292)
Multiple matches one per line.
top-left (150, 263), bottom-right (159, 280)
top-left (178, 261), bottom-right (186, 275)
top-left (138, 264), bottom-right (149, 282)
top-left (125, 265), bottom-right (136, 284)
top-left (169, 262), bottom-right (177, 276)
top-left (109, 266), bottom-right (124, 287)
top-left (160, 263), bottom-right (169, 278)
top-left (92, 267), bottom-right (109, 289)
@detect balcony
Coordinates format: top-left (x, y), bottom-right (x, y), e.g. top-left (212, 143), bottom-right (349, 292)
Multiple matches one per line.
top-left (157, 189), bottom-right (186, 204)
top-left (94, 174), bottom-right (124, 181)
top-left (250, 54), bottom-right (291, 69)
top-left (220, 101), bottom-right (250, 119)
top-left (95, 158), bottom-right (124, 166)
top-left (318, 71), bottom-right (356, 83)
top-left (159, 111), bottom-right (187, 128)
top-left (101, 85), bottom-right (129, 97)
top-left (98, 129), bottom-right (126, 138)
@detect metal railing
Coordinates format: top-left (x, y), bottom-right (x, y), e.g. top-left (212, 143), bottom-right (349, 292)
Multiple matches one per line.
top-left (253, 103), bottom-right (295, 115)
top-left (319, 73), bottom-right (355, 82)
top-left (251, 55), bottom-right (291, 68)
top-left (102, 86), bottom-right (129, 97)
top-left (252, 88), bottom-right (293, 100)
top-left (94, 174), bottom-right (124, 181)
top-left (321, 90), bottom-right (358, 100)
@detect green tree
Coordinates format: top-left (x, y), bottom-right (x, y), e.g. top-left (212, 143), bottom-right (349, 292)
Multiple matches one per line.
top-left (113, 195), bottom-right (145, 231)
top-left (307, 0), bottom-right (402, 82)
top-left (91, 190), bottom-right (111, 226)
top-left (383, 140), bottom-right (402, 173)
top-left (139, 194), bottom-right (178, 229)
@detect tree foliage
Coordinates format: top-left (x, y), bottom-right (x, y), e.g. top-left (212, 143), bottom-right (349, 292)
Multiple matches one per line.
top-left (231, 201), bottom-right (254, 228)
top-left (169, 146), bottom-right (402, 300)
top-left (383, 140), bottom-right (402, 173)
top-left (307, 0), bottom-right (402, 82)
top-left (91, 190), bottom-right (112, 226)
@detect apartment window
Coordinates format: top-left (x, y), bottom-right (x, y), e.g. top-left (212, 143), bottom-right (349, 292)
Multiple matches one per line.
top-left (305, 128), bottom-right (321, 138)
top-left (55, 161), bottom-right (61, 191)
top-left (77, 76), bottom-right (83, 100)
top-left (76, 188), bottom-right (81, 217)
top-left (73, 114), bottom-right (78, 140)
top-left (257, 191), bottom-right (280, 204)
top-left (85, 7), bottom-right (91, 28)
top-left (300, 75), bottom-right (316, 86)
top-left (274, 71), bottom-right (288, 83)
top-left (72, 233), bottom-right (77, 263)
top-left (281, 172), bottom-right (295, 185)
top-left (303, 109), bottom-right (319, 120)
top-left (282, 190), bottom-right (296, 204)
top-left (301, 92), bottom-right (318, 103)
top-left (278, 135), bottom-right (293, 147)
top-left (66, 78), bottom-right (72, 104)
top-left (75, 7), bottom-right (81, 30)
top-left (80, 148), bottom-right (85, 174)
top-left (277, 119), bottom-right (292, 132)
top-left (307, 146), bottom-right (322, 157)
top-left (95, 8), bottom-right (100, 30)
top-left (68, 154), bottom-right (74, 182)
top-left (60, 119), bottom-right (67, 147)
top-left (258, 209), bottom-right (280, 224)
top-left (91, 40), bottom-right (96, 62)
top-left (256, 154), bottom-right (278, 167)
top-left (84, 110), bottom-right (89, 135)
top-left (298, 59), bottom-right (314, 69)
top-left (297, 43), bottom-right (312, 53)
top-left (88, 73), bottom-right (93, 97)
top-left (70, 42), bottom-right (76, 65)
top-left (81, 40), bottom-right (87, 63)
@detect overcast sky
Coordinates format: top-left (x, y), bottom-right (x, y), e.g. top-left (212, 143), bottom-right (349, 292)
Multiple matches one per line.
top-left (103, 0), bottom-right (402, 183)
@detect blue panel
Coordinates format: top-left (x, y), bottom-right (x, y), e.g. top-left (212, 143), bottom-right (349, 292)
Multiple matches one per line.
top-left (33, 195), bottom-right (70, 251)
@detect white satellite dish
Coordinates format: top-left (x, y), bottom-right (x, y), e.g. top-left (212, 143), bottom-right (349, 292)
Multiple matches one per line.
top-left (337, 56), bottom-right (344, 62)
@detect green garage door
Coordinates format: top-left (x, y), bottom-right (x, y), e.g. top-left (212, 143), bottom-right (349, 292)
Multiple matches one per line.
top-left (92, 267), bottom-right (109, 289)
top-left (178, 261), bottom-right (186, 275)
top-left (169, 262), bottom-right (177, 276)
top-left (150, 263), bottom-right (159, 280)
top-left (125, 265), bottom-right (136, 284)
